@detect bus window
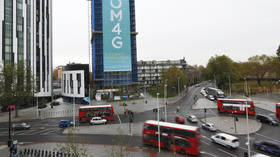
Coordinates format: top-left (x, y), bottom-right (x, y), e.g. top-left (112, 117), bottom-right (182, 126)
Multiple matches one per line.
top-left (175, 140), bottom-right (191, 147)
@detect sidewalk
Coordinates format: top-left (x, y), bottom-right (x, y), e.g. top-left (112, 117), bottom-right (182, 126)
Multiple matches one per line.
top-left (0, 142), bottom-right (183, 157)
top-left (0, 91), bottom-right (187, 123)
top-left (231, 93), bottom-right (279, 113)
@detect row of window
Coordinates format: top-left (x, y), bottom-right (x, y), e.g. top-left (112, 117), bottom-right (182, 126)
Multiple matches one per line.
top-left (143, 133), bottom-right (191, 147)
top-left (143, 124), bottom-right (196, 138)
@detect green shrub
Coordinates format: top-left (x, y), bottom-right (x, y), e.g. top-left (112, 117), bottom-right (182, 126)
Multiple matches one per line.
top-left (51, 101), bottom-right (60, 106)
top-left (38, 104), bottom-right (47, 109)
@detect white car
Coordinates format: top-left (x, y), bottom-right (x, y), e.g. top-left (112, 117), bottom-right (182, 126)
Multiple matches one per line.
top-left (211, 133), bottom-right (239, 149)
top-left (186, 115), bottom-right (198, 123)
top-left (200, 88), bottom-right (207, 97)
top-left (207, 95), bottom-right (215, 101)
top-left (201, 123), bottom-right (217, 132)
top-left (90, 117), bottom-right (107, 125)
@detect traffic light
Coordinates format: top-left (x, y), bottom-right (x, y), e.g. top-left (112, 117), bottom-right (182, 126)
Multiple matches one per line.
top-left (235, 116), bottom-right (238, 121)
top-left (204, 108), bottom-right (207, 113)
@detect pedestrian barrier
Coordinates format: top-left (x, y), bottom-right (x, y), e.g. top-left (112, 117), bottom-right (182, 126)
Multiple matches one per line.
top-left (18, 148), bottom-right (75, 157)
top-left (40, 109), bottom-right (75, 119)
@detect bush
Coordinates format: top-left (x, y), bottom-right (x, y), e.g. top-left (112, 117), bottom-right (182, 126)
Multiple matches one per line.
top-left (38, 104), bottom-right (47, 109)
top-left (51, 101), bottom-right (60, 106)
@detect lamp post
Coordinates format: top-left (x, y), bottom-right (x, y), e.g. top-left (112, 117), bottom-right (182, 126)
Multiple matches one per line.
top-left (228, 75), bottom-right (231, 97)
top-left (73, 97), bottom-right (76, 127)
top-left (157, 93), bottom-right (160, 152)
top-left (164, 84), bottom-right (167, 122)
top-left (177, 77), bottom-right (180, 95)
top-left (244, 78), bottom-right (251, 157)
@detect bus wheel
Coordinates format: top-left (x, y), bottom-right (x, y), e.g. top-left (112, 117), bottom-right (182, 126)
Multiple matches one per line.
top-left (179, 149), bottom-right (186, 155)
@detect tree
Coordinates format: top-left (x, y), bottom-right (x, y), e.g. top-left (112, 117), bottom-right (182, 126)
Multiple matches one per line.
top-left (56, 128), bottom-right (92, 157)
top-left (161, 66), bottom-right (187, 95)
top-left (277, 45), bottom-right (280, 60)
top-left (204, 55), bottom-right (239, 89)
top-left (0, 62), bottom-right (35, 117)
top-left (247, 55), bottom-right (272, 87)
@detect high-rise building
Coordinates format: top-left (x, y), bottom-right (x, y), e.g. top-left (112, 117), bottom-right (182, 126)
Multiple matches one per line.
top-left (138, 58), bottom-right (188, 86)
top-left (0, 0), bottom-right (53, 98)
top-left (91, 0), bottom-right (138, 89)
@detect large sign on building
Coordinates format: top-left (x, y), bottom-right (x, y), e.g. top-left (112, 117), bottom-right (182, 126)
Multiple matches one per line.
top-left (102, 0), bottom-right (132, 72)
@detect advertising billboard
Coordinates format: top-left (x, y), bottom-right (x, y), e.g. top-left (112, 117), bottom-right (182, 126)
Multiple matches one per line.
top-left (102, 0), bottom-right (132, 72)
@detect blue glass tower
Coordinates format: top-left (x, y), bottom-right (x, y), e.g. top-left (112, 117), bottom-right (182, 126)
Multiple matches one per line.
top-left (91, 0), bottom-right (138, 88)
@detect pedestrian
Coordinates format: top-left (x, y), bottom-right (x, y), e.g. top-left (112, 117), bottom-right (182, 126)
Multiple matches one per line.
top-left (176, 106), bottom-right (180, 112)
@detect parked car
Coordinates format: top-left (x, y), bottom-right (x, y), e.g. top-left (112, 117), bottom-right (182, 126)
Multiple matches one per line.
top-left (251, 153), bottom-right (270, 157)
top-left (90, 117), bottom-right (107, 125)
top-left (207, 95), bottom-right (215, 101)
top-left (200, 88), bottom-right (207, 97)
top-left (186, 115), bottom-right (198, 123)
top-left (12, 123), bottom-right (31, 131)
top-left (175, 115), bottom-right (185, 124)
top-left (202, 123), bottom-right (217, 132)
top-left (253, 140), bottom-right (280, 156)
top-left (211, 133), bottom-right (239, 149)
top-left (256, 114), bottom-right (278, 126)
top-left (59, 120), bottom-right (75, 127)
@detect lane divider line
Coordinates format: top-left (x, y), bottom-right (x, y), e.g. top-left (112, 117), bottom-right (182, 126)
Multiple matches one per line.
top-left (218, 148), bottom-right (237, 157)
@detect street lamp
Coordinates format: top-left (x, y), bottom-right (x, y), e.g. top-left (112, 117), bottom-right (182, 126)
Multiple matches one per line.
top-left (164, 84), bottom-right (167, 122)
top-left (177, 77), bottom-right (180, 95)
top-left (228, 75), bottom-right (231, 97)
top-left (244, 78), bottom-right (250, 157)
top-left (156, 93), bottom-right (160, 152)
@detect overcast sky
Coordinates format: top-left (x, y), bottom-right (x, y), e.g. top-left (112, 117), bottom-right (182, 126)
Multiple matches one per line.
top-left (53, 0), bottom-right (280, 68)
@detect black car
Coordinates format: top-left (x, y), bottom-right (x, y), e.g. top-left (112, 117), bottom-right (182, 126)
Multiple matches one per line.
top-left (256, 114), bottom-right (278, 126)
top-left (253, 140), bottom-right (280, 156)
top-left (12, 123), bottom-right (31, 131)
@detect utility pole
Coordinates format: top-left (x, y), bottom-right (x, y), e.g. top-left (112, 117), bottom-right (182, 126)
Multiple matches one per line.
top-left (8, 106), bottom-right (12, 156)
top-left (157, 93), bottom-right (160, 152)
top-left (73, 97), bottom-right (76, 127)
top-left (244, 79), bottom-right (251, 157)
top-left (164, 84), bottom-right (167, 122)
top-left (177, 77), bottom-right (180, 95)
top-left (229, 75), bottom-right (231, 97)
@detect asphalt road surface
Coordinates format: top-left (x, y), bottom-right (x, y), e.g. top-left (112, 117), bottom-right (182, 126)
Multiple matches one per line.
top-left (0, 83), bottom-right (279, 157)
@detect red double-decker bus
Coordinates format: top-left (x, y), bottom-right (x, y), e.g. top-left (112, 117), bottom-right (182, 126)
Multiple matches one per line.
top-left (217, 98), bottom-right (256, 115)
top-left (276, 103), bottom-right (280, 120)
top-left (142, 120), bottom-right (200, 156)
top-left (78, 105), bottom-right (115, 122)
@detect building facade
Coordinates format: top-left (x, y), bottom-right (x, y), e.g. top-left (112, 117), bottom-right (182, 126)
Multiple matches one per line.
top-left (0, 0), bottom-right (53, 97)
top-left (91, 0), bottom-right (138, 89)
top-left (61, 64), bottom-right (89, 104)
top-left (137, 58), bottom-right (187, 85)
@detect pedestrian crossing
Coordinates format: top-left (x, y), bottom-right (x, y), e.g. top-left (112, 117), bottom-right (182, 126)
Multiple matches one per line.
top-left (0, 127), bottom-right (60, 136)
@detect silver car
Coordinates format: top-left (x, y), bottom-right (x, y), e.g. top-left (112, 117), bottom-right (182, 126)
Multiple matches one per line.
top-left (202, 123), bottom-right (217, 132)
top-left (186, 115), bottom-right (198, 123)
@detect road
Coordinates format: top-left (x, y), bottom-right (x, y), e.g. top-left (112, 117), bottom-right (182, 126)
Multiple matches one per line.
top-left (0, 83), bottom-right (279, 157)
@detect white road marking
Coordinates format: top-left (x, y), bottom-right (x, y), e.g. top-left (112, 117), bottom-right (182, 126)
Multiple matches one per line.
top-left (117, 115), bottom-right (122, 124)
top-left (200, 151), bottom-right (218, 157)
top-left (208, 108), bottom-right (218, 116)
top-left (201, 140), bottom-right (210, 145)
top-left (42, 129), bottom-right (58, 135)
top-left (202, 135), bottom-right (212, 141)
top-left (254, 132), bottom-right (280, 143)
top-left (218, 148), bottom-right (238, 157)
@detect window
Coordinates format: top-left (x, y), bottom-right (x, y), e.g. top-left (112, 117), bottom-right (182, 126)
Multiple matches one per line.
top-left (175, 140), bottom-right (191, 147)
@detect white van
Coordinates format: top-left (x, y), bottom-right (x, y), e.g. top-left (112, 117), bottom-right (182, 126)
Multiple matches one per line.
top-left (211, 133), bottom-right (240, 149)
top-left (251, 154), bottom-right (270, 157)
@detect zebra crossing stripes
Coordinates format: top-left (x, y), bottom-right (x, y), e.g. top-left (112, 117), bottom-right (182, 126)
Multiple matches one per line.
top-left (0, 128), bottom-right (60, 136)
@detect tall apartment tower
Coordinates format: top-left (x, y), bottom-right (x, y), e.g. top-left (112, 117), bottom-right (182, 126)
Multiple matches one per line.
top-left (91, 0), bottom-right (138, 89)
top-left (0, 0), bottom-right (53, 97)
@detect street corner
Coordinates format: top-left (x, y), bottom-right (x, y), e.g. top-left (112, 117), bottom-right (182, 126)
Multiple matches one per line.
top-left (202, 116), bottom-right (262, 135)
top-left (192, 98), bottom-right (217, 110)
